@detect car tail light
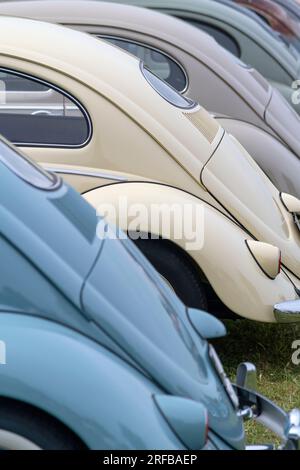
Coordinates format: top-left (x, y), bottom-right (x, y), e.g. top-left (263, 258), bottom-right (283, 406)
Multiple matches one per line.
top-left (280, 193), bottom-right (300, 214)
top-left (153, 395), bottom-right (208, 449)
top-left (280, 193), bottom-right (300, 233)
top-left (246, 240), bottom-right (281, 280)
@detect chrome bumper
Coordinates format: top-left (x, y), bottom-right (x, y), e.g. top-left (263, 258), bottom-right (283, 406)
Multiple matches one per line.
top-left (234, 385), bottom-right (300, 450)
top-left (274, 299), bottom-right (300, 323)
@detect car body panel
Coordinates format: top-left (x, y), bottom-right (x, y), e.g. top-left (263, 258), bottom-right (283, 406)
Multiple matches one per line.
top-left (84, 182), bottom-right (298, 323)
top-left (0, 149), bottom-right (101, 309)
top-left (217, 116), bottom-right (300, 197)
top-left (232, 0), bottom-right (300, 47)
top-left (0, 1), bottom-right (271, 117)
top-left (0, 314), bottom-right (186, 450)
top-left (102, 0), bottom-right (300, 81)
top-left (274, 0), bottom-right (300, 21)
top-left (0, 16), bottom-right (298, 322)
top-left (265, 87), bottom-right (300, 159)
top-left (103, 0), bottom-right (300, 121)
top-left (81, 236), bottom-right (245, 448)
top-left (2, 1), bottom-right (299, 200)
top-left (0, 142), bottom-right (246, 449)
top-left (201, 132), bottom-right (300, 280)
top-left (0, 139), bottom-right (296, 450)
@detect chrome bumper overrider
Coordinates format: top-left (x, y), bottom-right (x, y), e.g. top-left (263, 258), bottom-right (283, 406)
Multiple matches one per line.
top-left (274, 299), bottom-right (300, 323)
top-left (234, 385), bottom-right (300, 450)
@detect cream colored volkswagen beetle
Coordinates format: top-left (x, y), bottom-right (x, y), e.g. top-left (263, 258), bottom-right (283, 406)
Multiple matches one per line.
top-left (0, 16), bottom-right (299, 323)
top-left (1, 0), bottom-right (300, 199)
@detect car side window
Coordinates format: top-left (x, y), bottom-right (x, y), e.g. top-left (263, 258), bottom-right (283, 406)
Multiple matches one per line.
top-left (101, 36), bottom-right (187, 92)
top-left (0, 69), bottom-right (91, 147)
top-left (181, 19), bottom-right (241, 57)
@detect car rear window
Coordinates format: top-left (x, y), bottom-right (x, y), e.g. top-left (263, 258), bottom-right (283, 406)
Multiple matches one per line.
top-left (141, 63), bottom-right (196, 109)
top-left (0, 137), bottom-right (60, 190)
top-left (101, 36), bottom-right (188, 92)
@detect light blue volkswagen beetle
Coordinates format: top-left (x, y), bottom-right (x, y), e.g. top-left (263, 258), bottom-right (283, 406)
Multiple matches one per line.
top-left (0, 137), bottom-right (298, 450)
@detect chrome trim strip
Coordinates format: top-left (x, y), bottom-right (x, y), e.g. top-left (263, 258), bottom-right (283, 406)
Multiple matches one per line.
top-left (287, 409), bottom-right (300, 450)
top-left (0, 105), bottom-right (78, 110)
top-left (44, 166), bottom-right (128, 182)
top-left (209, 345), bottom-right (239, 410)
top-left (274, 299), bottom-right (300, 323)
top-left (246, 445), bottom-right (275, 450)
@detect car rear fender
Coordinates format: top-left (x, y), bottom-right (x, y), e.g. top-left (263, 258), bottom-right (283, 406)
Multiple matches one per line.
top-left (217, 117), bottom-right (300, 199)
top-left (0, 314), bottom-right (183, 450)
top-left (84, 182), bottom-right (297, 322)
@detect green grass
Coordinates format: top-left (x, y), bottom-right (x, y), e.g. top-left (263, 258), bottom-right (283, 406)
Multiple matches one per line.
top-left (213, 320), bottom-right (300, 446)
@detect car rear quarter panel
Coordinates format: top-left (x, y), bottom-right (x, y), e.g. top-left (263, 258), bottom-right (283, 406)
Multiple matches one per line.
top-left (84, 182), bottom-right (298, 322)
top-left (217, 117), bottom-right (300, 199)
top-left (0, 314), bottom-right (184, 450)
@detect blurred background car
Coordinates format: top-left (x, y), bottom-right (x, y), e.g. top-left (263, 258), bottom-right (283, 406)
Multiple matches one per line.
top-left (0, 16), bottom-right (298, 323)
top-left (103, 0), bottom-right (300, 113)
top-left (219, 0), bottom-right (300, 51)
top-left (0, 135), bottom-right (299, 450)
top-left (1, 1), bottom-right (299, 200)
top-left (274, 0), bottom-right (300, 21)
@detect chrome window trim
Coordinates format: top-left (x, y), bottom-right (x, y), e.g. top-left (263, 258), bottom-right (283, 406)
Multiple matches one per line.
top-left (99, 34), bottom-right (189, 94)
top-left (44, 166), bottom-right (128, 182)
top-left (0, 88), bottom-right (52, 96)
top-left (140, 62), bottom-right (196, 110)
top-left (0, 67), bottom-right (93, 149)
top-left (0, 105), bottom-right (79, 111)
top-left (0, 137), bottom-right (62, 191)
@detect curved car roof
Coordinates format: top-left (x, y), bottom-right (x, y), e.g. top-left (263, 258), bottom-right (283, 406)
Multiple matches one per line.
top-left (0, 14), bottom-right (220, 171)
top-left (215, 0), bottom-right (281, 28)
top-left (0, 135), bottom-right (103, 311)
top-left (0, 14), bottom-right (142, 95)
top-left (101, 0), bottom-right (299, 76)
top-left (274, 0), bottom-right (300, 21)
top-left (0, 1), bottom-right (273, 116)
top-left (232, 0), bottom-right (300, 38)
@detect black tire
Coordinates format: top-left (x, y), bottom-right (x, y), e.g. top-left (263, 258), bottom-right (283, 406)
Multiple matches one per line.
top-left (0, 399), bottom-right (86, 450)
top-left (134, 238), bottom-right (207, 310)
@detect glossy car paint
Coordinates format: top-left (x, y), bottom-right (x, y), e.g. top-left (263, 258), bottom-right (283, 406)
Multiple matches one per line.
top-left (103, 0), bottom-right (300, 111)
top-left (232, 0), bottom-right (300, 50)
top-left (274, 0), bottom-right (300, 22)
top-left (0, 17), bottom-right (298, 322)
top-left (0, 140), bottom-right (244, 449)
top-left (1, 1), bottom-right (300, 200)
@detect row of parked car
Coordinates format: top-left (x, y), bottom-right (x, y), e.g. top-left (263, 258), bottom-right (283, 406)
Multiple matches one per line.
top-left (0, 0), bottom-right (299, 451)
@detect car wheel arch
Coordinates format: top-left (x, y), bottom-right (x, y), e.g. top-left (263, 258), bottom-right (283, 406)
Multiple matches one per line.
top-left (83, 181), bottom-right (294, 322)
top-left (131, 232), bottom-right (233, 317)
top-left (0, 396), bottom-right (87, 450)
top-left (0, 313), bottom-right (182, 449)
